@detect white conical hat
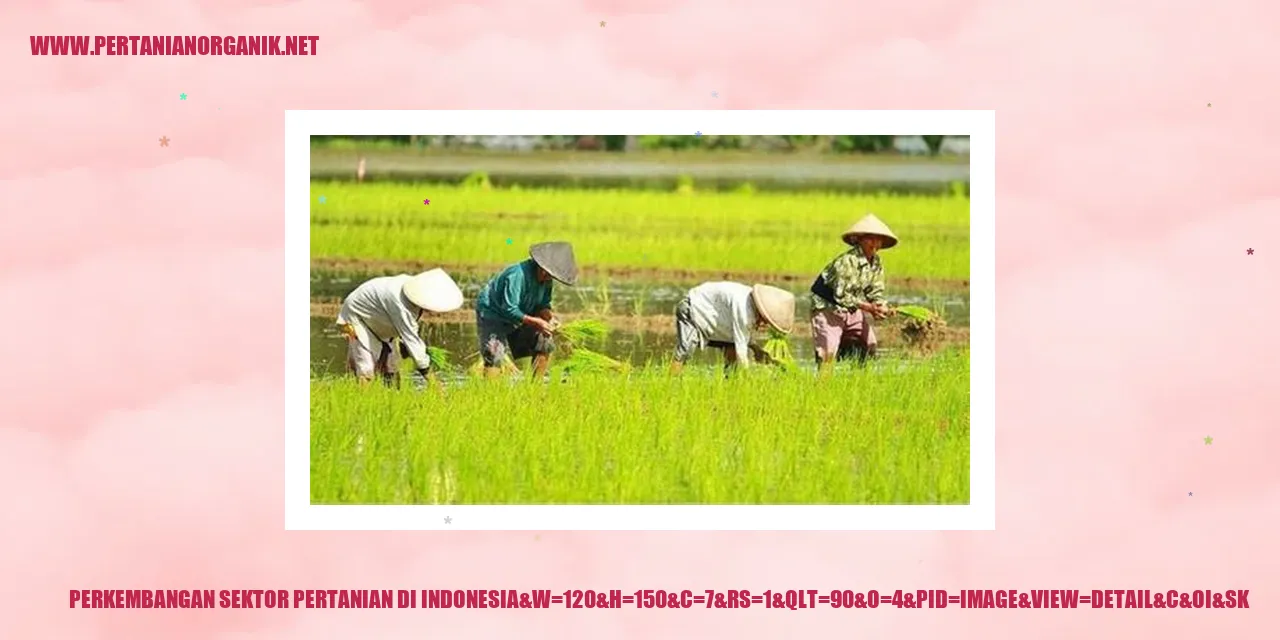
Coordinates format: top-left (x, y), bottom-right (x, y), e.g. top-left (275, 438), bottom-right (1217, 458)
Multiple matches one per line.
top-left (751, 284), bottom-right (797, 334)
top-left (841, 213), bottom-right (899, 249)
top-left (402, 268), bottom-right (464, 312)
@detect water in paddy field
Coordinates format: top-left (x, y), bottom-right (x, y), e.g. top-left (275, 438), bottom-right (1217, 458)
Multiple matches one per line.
top-left (309, 275), bottom-right (969, 376)
top-left (310, 272), bottom-right (970, 325)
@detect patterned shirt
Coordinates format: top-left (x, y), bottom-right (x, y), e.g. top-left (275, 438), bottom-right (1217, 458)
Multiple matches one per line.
top-left (475, 259), bottom-right (554, 331)
top-left (810, 245), bottom-right (886, 312)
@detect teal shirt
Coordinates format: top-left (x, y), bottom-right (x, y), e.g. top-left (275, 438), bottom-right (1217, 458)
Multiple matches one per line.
top-left (476, 259), bottom-right (554, 330)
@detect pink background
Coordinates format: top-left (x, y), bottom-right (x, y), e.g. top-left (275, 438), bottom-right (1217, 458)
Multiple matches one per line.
top-left (3, 0), bottom-right (1279, 637)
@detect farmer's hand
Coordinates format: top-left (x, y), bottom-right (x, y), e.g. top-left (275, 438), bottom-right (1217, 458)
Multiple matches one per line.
top-left (536, 308), bottom-right (555, 321)
top-left (859, 302), bottom-right (888, 319)
top-left (524, 315), bottom-right (554, 335)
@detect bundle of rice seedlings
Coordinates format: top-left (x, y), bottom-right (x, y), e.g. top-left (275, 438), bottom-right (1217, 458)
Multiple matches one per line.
top-left (553, 318), bottom-right (610, 350)
top-left (553, 317), bottom-right (629, 375)
top-left (560, 348), bottom-right (630, 374)
top-left (894, 305), bottom-right (948, 348)
top-left (426, 346), bottom-right (453, 372)
top-left (761, 328), bottom-right (798, 371)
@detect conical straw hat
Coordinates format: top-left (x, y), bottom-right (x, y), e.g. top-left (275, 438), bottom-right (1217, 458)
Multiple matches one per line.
top-left (402, 268), bottom-right (464, 312)
top-left (841, 213), bottom-right (899, 249)
top-left (529, 241), bottom-right (579, 286)
top-left (751, 284), bottom-right (796, 335)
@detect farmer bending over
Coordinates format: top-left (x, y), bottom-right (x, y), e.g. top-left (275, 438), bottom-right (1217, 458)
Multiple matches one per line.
top-left (669, 282), bottom-right (796, 375)
top-left (336, 268), bottom-right (465, 389)
top-left (475, 241), bottom-right (579, 379)
top-left (809, 213), bottom-right (898, 371)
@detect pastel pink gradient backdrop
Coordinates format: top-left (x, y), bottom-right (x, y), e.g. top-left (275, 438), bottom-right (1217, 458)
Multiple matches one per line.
top-left (2, 0), bottom-right (1278, 637)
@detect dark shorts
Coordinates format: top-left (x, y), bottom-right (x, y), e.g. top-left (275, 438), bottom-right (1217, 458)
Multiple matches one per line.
top-left (476, 310), bottom-right (556, 367)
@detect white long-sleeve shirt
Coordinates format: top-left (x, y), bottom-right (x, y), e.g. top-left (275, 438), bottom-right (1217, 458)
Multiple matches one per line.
top-left (686, 282), bottom-right (759, 365)
top-left (336, 275), bottom-right (431, 371)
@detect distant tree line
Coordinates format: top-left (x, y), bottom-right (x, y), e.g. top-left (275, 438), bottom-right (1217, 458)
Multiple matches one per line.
top-left (310, 135), bottom-right (965, 156)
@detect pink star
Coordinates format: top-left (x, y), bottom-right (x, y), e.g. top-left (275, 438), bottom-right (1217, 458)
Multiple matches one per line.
top-left (423, 198), bottom-right (430, 205)
top-left (1247, 248), bottom-right (1254, 255)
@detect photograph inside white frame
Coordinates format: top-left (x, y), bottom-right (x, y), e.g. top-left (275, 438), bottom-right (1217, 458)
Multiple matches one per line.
top-left (284, 111), bottom-right (994, 531)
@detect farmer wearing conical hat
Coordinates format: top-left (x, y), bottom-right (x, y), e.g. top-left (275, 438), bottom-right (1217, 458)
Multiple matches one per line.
top-left (475, 241), bottom-right (578, 379)
top-left (335, 268), bottom-right (465, 388)
top-left (809, 213), bottom-right (898, 369)
top-left (669, 282), bottom-right (797, 375)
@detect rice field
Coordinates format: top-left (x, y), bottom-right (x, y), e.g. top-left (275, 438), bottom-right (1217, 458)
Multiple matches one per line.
top-left (309, 181), bottom-right (970, 282)
top-left (308, 175), bottom-right (971, 505)
top-left (310, 349), bottom-right (970, 505)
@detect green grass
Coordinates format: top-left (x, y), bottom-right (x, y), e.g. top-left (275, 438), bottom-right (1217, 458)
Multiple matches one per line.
top-left (309, 350), bottom-right (970, 505)
top-left (310, 182), bottom-right (970, 282)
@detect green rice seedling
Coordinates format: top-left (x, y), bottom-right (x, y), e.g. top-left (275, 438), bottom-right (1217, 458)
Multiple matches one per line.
top-left (761, 328), bottom-right (797, 371)
top-left (553, 318), bottom-right (610, 350)
top-left (631, 283), bottom-right (650, 316)
top-left (426, 346), bottom-right (453, 372)
top-left (895, 305), bottom-right (934, 321)
top-left (552, 317), bottom-right (625, 374)
top-left (309, 350), bottom-right (970, 505)
top-left (461, 170), bottom-right (492, 190)
top-left (559, 348), bottom-right (630, 375)
top-left (594, 278), bottom-right (613, 316)
top-left (894, 305), bottom-right (948, 349)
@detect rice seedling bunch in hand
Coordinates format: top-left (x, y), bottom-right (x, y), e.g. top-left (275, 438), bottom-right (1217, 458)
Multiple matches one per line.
top-left (761, 328), bottom-right (798, 372)
top-left (894, 305), bottom-right (948, 349)
top-left (426, 346), bottom-right (453, 372)
top-left (552, 318), bottom-right (609, 350)
top-left (553, 318), bottom-right (629, 374)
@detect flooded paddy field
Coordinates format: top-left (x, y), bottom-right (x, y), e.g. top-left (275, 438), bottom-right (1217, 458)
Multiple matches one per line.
top-left (310, 271), bottom-right (969, 375)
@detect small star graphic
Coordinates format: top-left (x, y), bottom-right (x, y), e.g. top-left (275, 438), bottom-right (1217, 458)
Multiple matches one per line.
top-left (318, 195), bottom-right (327, 204)
top-left (1246, 248), bottom-right (1254, 255)
top-left (712, 91), bottom-right (719, 98)
top-left (423, 198), bottom-right (430, 205)
top-left (695, 131), bottom-right (702, 137)
top-left (506, 238), bottom-right (513, 245)
top-left (159, 136), bottom-right (170, 147)
top-left (444, 516), bottom-right (452, 524)
top-left (1188, 492), bottom-right (1193, 496)
top-left (1207, 103), bottom-right (1211, 107)
top-left (1204, 436), bottom-right (1213, 445)
top-left (600, 21), bottom-right (606, 27)
top-left (180, 93), bottom-right (187, 101)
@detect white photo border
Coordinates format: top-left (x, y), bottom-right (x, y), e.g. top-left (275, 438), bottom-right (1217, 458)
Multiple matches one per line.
top-left (285, 110), bottom-right (995, 531)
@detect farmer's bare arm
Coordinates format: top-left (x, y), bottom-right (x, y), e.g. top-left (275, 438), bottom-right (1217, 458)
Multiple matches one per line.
top-left (522, 315), bottom-right (554, 334)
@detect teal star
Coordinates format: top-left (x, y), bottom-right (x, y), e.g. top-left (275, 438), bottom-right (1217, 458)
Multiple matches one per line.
top-left (506, 238), bottom-right (513, 244)
top-left (318, 196), bottom-right (327, 204)
top-left (180, 93), bottom-right (187, 100)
